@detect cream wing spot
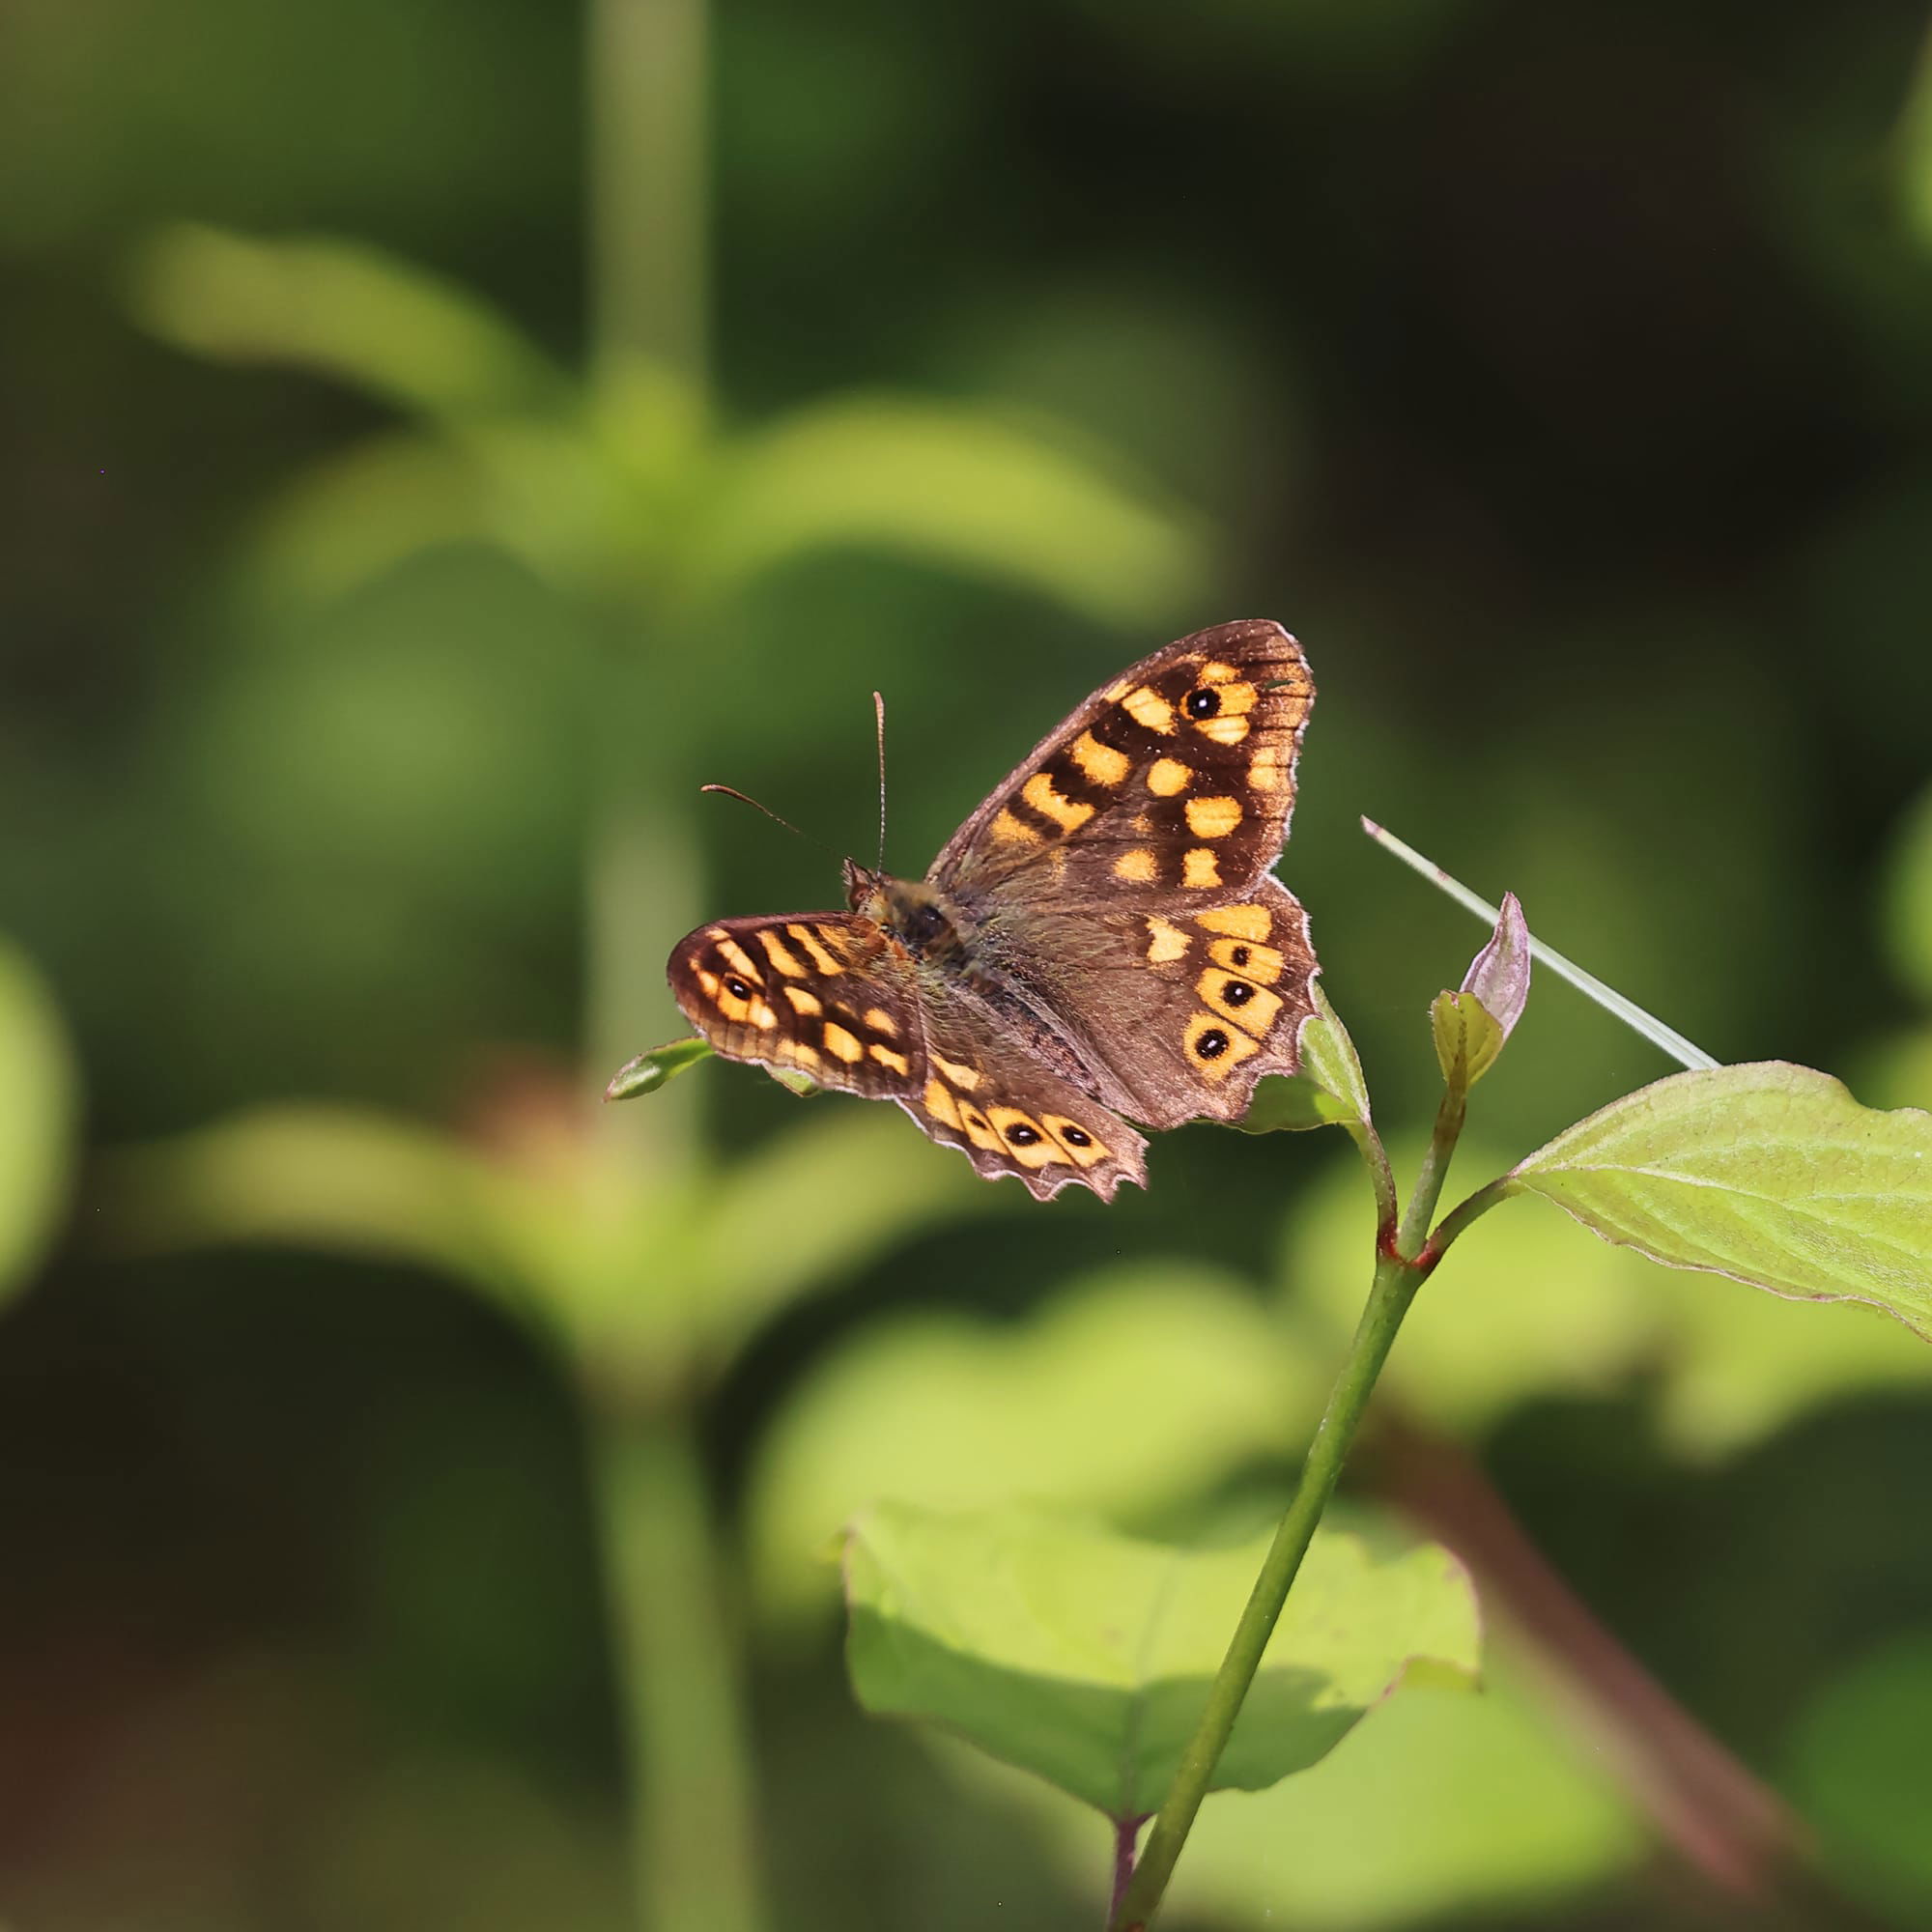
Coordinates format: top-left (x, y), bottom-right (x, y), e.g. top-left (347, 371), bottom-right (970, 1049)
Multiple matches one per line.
top-left (931, 1054), bottom-right (981, 1091)
top-left (717, 938), bottom-right (766, 984)
top-left (1021, 771), bottom-right (1094, 835)
top-left (822, 1022), bottom-right (864, 1064)
top-left (1197, 903), bottom-right (1272, 941)
top-left (923, 1079), bottom-right (961, 1129)
top-left (868, 1042), bottom-right (911, 1075)
top-left (1069, 730), bottom-right (1131, 786)
top-left (864, 1007), bottom-right (899, 1036)
top-left (1196, 713), bottom-right (1251, 746)
top-left (782, 984), bottom-right (822, 1016)
top-left (1146, 756), bottom-right (1192, 797)
top-left (786, 924), bottom-right (845, 975)
top-left (1145, 916), bottom-right (1190, 964)
top-left (1248, 745), bottom-right (1287, 793)
top-left (1185, 795), bottom-right (1244, 839)
top-left (1115, 849), bottom-right (1157, 883)
top-left (756, 929), bottom-right (809, 977)
top-left (991, 807), bottom-right (1043, 846)
top-left (1121, 685), bottom-right (1177, 733)
top-left (1182, 848), bottom-right (1222, 889)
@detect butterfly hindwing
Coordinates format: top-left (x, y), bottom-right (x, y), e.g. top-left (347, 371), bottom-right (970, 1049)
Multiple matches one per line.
top-left (931, 619), bottom-right (1314, 911)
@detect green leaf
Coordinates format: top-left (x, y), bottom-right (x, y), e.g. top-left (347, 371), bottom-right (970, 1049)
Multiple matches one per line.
top-left (605, 1036), bottom-right (714, 1101)
top-left (0, 941), bottom-right (76, 1307)
top-left (130, 225), bottom-right (569, 421)
top-left (682, 396), bottom-right (1208, 622)
top-left (1238, 980), bottom-right (1371, 1135)
top-left (1431, 989), bottom-right (1504, 1092)
top-left (843, 1502), bottom-right (1479, 1820)
top-left (749, 1265), bottom-right (1321, 1622)
top-left (1509, 1063), bottom-right (1932, 1337)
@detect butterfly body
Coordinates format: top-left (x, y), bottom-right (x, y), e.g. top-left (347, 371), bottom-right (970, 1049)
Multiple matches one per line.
top-left (669, 620), bottom-right (1319, 1201)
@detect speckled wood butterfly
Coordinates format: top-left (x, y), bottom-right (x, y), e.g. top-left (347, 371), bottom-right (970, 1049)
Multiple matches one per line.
top-left (668, 620), bottom-right (1319, 1201)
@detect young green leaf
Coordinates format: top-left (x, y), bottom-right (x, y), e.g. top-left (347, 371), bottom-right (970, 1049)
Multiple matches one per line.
top-left (1431, 990), bottom-right (1505, 1092)
top-left (843, 1502), bottom-right (1479, 1822)
top-left (1506, 1063), bottom-right (1932, 1336)
top-left (605, 1036), bottom-right (714, 1101)
top-left (1238, 981), bottom-right (1371, 1135)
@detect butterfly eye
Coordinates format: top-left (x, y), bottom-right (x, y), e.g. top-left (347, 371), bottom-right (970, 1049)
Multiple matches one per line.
top-left (1229, 945), bottom-right (1250, 967)
top-left (1006, 1123), bottom-right (1042, 1146)
top-left (724, 975), bottom-right (753, 1000)
top-left (1185, 688), bottom-right (1220, 719)
top-left (1063, 1126), bottom-right (1093, 1147)
top-left (1194, 1027), bottom-right (1231, 1060)
top-left (1222, 981), bottom-right (1256, 1008)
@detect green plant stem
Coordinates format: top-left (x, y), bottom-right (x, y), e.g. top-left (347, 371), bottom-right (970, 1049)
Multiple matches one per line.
top-left (1397, 1086), bottom-right (1465, 1258)
top-left (1110, 1247), bottom-right (1425, 1930)
top-left (1426, 1172), bottom-right (1517, 1261)
top-left (590, 1401), bottom-right (769, 1932)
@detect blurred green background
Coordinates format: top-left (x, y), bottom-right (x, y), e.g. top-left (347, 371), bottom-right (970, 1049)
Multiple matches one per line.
top-left (4, 0), bottom-right (1932, 1926)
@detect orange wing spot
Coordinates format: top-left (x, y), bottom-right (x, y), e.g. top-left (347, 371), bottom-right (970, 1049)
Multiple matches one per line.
top-left (987, 1105), bottom-right (1061, 1170)
top-left (783, 984), bottom-right (822, 1015)
top-left (923, 1079), bottom-right (962, 1129)
top-left (1146, 756), bottom-right (1192, 796)
top-left (1121, 685), bottom-right (1177, 733)
top-left (864, 1007), bottom-right (899, 1036)
top-left (990, 807), bottom-right (1043, 846)
top-left (1197, 903), bottom-right (1272, 941)
top-left (1196, 713), bottom-right (1251, 746)
top-left (1211, 679), bottom-right (1259, 716)
top-left (822, 1022), bottom-right (865, 1064)
top-left (786, 923), bottom-right (846, 975)
top-left (1069, 729), bottom-right (1131, 787)
top-left (1182, 848), bottom-right (1222, 889)
top-left (717, 937), bottom-right (766, 984)
top-left (1114, 848), bottom-right (1157, 883)
top-left (705, 925), bottom-right (730, 940)
top-left (1022, 771), bottom-right (1094, 835)
top-left (931, 1054), bottom-right (981, 1091)
top-left (1198, 968), bottom-right (1284, 1038)
top-left (955, 1100), bottom-right (1002, 1151)
top-left (1248, 745), bottom-right (1288, 793)
top-left (1145, 916), bottom-right (1190, 964)
top-left (868, 1042), bottom-right (911, 1075)
top-left (779, 1038), bottom-right (822, 1067)
top-left (1183, 1010), bottom-right (1260, 1081)
top-left (1208, 936), bottom-right (1285, 982)
top-left (1041, 1114), bottom-right (1109, 1167)
top-left (702, 966), bottom-right (778, 1028)
top-left (1185, 795), bottom-right (1243, 838)
top-left (756, 928), bottom-right (809, 977)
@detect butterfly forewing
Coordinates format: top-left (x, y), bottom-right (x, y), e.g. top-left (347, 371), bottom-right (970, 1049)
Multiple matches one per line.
top-left (668, 913), bottom-right (1147, 1201)
top-left (932, 619), bottom-right (1314, 911)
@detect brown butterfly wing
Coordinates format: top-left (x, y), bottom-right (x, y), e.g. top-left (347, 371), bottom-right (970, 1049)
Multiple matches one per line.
top-left (931, 619), bottom-right (1314, 912)
top-left (667, 913), bottom-right (1146, 1201)
top-left (1039, 877), bottom-right (1318, 1129)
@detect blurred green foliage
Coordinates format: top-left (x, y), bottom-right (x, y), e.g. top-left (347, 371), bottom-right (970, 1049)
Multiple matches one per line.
top-left (5, 0), bottom-right (1932, 1926)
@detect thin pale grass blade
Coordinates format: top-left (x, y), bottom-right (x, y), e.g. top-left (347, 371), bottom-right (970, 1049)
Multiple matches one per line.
top-left (1361, 819), bottom-right (1718, 1072)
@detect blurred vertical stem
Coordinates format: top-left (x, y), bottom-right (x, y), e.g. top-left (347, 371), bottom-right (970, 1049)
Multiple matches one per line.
top-left (585, 5), bottom-right (769, 1932)
top-left (592, 1402), bottom-right (766, 1932)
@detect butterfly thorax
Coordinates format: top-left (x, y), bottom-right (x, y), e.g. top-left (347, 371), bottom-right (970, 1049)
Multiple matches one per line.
top-left (843, 862), bottom-right (971, 966)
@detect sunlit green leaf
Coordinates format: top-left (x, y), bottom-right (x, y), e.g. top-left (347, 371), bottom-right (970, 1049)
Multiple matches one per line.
top-left (682, 396), bottom-right (1208, 621)
top-left (844, 1502), bottom-right (1479, 1820)
top-left (131, 224), bottom-right (569, 420)
top-left (1508, 1063), bottom-right (1932, 1337)
top-left (1431, 989), bottom-right (1503, 1092)
top-left (0, 941), bottom-right (75, 1307)
top-left (605, 1037), bottom-right (713, 1101)
top-left (1239, 981), bottom-right (1371, 1135)
top-left (749, 1265), bottom-right (1321, 1621)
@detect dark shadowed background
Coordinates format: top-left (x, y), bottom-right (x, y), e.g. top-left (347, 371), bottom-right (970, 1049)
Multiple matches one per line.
top-left (4, 0), bottom-right (1932, 1926)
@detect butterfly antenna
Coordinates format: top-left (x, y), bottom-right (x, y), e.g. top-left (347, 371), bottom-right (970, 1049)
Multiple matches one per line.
top-left (873, 690), bottom-right (889, 872)
top-left (698, 783), bottom-right (817, 845)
